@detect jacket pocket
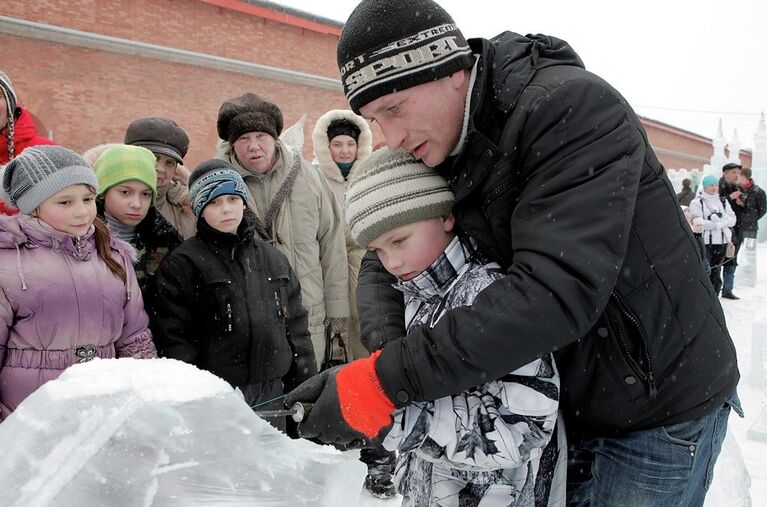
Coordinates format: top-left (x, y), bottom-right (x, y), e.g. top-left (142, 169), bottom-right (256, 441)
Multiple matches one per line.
top-left (268, 274), bottom-right (291, 320)
top-left (601, 292), bottom-right (658, 400)
top-left (200, 272), bottom-right (235, 335)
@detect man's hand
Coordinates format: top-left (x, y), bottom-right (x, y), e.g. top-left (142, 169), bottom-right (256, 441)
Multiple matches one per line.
top-left (730, 190), bottom-right (742, 202)
top-left (285, 350), bottom-right (395, 446)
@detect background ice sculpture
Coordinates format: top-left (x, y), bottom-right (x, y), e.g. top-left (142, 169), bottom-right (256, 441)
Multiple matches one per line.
top-left (0, 358), bottom-right (366, 506)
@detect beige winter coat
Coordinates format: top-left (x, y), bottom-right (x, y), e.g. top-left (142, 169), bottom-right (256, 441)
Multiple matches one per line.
top-left (217, 139), bottom-right (349, 364)
top-left (311, 110), bottom-right (373, 360)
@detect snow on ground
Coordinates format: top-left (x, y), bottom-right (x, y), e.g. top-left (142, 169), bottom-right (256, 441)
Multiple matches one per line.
top-left (360, 243), bottom-right (767, 506)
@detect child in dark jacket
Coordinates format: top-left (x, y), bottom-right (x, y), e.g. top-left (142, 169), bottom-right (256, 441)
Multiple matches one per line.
top-left (153, 159), bottom-right (317, 431)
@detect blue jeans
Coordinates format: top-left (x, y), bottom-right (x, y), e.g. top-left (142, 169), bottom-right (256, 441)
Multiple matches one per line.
top-left (567, 393), bottom-right (742, 506)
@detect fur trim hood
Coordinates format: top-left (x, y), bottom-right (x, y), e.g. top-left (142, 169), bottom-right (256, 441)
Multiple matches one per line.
top-left (311, 110), bottom-right (373, 183)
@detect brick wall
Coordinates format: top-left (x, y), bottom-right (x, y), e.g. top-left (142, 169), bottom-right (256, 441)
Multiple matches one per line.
top-left (1, 0), bottom-right (352, 167)
top-left (2, 0), bottom-right (745, 171)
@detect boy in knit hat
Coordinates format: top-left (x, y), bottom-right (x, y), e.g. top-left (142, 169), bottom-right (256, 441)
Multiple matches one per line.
top-left (216, 92), bottom-right (349, 367)
top-left (153, 159), bottom-right (317, 431)
top-left (94, 144), bottom-right (182, 319)
top-left (124, 117), bottom-right (196, 239)
top-left (291, 148), bottom-right (565, 506)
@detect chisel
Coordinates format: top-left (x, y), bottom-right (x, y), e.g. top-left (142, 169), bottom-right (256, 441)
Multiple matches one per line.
top-left (253, 401), bottom-right (313, 423)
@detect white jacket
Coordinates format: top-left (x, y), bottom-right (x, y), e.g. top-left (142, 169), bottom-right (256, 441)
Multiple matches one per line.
top-left (689, 191), bottom-right (736, 245)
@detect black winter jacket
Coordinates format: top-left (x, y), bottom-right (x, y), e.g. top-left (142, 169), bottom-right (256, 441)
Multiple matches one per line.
top-left (153, 212), bottom-right (317, 392)
top-left (358, 33), bottom-right (739, 440)
top-left (97, 203), bottom-right (182, 319)
top-left (734, 182), bottom-right (766, 234)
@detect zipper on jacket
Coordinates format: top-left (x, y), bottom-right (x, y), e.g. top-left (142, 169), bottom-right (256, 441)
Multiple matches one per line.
top-left (226, 302), bottom-right (233, 332)
top-left (273, 291), bottom-right (283, 318)
top-left (482, 178), bottom-right (513, 213)
top-left (607, 292), bottom-right (658, 399)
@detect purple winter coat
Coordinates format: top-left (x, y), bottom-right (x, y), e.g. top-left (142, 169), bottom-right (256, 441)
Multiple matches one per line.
top-left (0, 215), bottom-right (157, 420)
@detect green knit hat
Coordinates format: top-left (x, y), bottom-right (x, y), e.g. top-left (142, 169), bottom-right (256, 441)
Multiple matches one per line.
top-left (346, 148), bottom-right (455, 247)
top-left (93, 144), bottom-right (158, 205)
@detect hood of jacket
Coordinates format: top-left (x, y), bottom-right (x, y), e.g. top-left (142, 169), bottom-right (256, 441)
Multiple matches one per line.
top-left (0, 106), bottom-right (56, 164)
top-left (0, 214), bottom-right (96, 260)
top-left (311, 110), bottom-right (373, 183)
top-left (0, 214), bottom-right (136, 291)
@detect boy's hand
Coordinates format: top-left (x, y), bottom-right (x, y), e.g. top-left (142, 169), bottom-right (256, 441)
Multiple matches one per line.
top-left (285, 350), bottom-right (395, 446)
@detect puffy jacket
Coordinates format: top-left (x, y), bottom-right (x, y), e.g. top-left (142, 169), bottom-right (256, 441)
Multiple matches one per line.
top-left (153, 211), bottom-right (317, 391)
top-left (155, 179), bottom-right (197, 239)
top-left (311, 109), bottom-right (373, 359)
top-left (358, 32), bottom-right (739, 440)
top-left (0, 215), bottom-right (156, 419)
top-left (689, 192), bottom-right (736, 245)
top-left (217, 139), bottom-right (349, 364)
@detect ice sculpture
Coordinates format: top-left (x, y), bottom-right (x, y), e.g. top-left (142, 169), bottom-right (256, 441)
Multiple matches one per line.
top-left (0, 358), bottom-right (366, 506)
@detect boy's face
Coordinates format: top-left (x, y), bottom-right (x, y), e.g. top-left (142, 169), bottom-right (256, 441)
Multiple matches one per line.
top-left (202, 194), bottom-right (244, 234)
top-left (368, 215), bottom-right (455, 281)
top-left (103, 180), bottom-right (153, 226)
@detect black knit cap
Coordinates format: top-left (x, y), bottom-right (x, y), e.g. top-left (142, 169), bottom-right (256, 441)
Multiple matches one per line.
top-left (124, 117), bottom-right (189, 164)
top-left (337, 0), bottom-right (475, 114)
top-left (327, 118), bottom-right (361, 142)
top-left (722, 162), bottom-right (742, 172)
top-left (217, 92), bottom-right (284, 145)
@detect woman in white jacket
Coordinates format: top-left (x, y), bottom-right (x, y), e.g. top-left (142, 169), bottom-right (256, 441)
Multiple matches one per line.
top-left (689, 174), bottom-right (736, 296)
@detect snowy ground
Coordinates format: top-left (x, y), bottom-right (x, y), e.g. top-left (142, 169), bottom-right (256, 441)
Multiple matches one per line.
top-left (358, 243), bottom-right (767, 506)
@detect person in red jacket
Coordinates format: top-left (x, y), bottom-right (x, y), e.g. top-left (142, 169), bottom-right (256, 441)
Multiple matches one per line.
top-left (1, 70), bottom-right (55, 216)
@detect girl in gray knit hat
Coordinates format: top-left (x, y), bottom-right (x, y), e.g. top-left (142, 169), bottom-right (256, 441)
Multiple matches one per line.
top-left (0, 146), bottom-right (157, 419)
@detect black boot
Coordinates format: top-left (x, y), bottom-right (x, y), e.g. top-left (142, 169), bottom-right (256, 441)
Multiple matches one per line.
top-left (721, 292), bottom-right (740, 300)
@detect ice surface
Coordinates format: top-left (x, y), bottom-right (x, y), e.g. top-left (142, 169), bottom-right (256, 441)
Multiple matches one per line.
top-left (0, 358), bottom-right (366, 506)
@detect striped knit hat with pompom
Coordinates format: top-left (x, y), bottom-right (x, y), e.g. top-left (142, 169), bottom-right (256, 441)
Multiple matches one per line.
top-left (345, 148), bottom-right (454, 247)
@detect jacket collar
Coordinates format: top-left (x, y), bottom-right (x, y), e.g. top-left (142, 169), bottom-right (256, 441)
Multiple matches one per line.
top-left (196, 211), bottom-right (256, 252)
top-left (0, 214), bottom-right (95, 261)
top-left (395, 235), bottom-right (477, 303)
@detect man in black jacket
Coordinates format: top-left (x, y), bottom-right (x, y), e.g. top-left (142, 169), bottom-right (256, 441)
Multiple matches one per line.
top-left (719, 162), bottom-right (744, 299)
top-left (287, 1), bottom-right (740, 504)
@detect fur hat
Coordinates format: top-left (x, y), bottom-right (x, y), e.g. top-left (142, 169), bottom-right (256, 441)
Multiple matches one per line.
top-left (94, 145), bottom-right (158, 205)
top-left (346, 147), bottom-right (454, 247)
top-left (327, 118), bottom-right (361, 142)
top-left (1, 146), bottom-right (98, 214)
top-left (124, 117), bottom-right (189, 164)
top-left (337, 0), bottom-right (475, 114)
top-left (217, 93), bottom-right (283, 144)
top-left (188, 159), bottom-right (251, 217)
